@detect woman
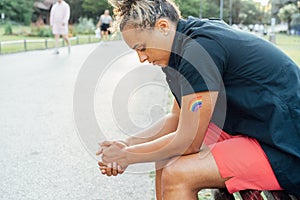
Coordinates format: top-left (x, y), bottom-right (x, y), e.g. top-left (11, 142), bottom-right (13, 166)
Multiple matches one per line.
top-left (96, 0), bottom-right (300, 199)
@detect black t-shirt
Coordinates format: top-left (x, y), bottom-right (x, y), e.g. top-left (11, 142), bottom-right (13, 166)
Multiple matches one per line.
top-left (163, 17), bottom-right (300, 195)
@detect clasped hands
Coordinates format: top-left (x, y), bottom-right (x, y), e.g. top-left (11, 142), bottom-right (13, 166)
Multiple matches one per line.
top-left (96, 140), bottom-right (128, 176)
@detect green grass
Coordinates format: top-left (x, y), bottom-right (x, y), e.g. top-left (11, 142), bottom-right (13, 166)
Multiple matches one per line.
top-left (0, 24), bottom-right (124, 54)
top-left (0, 36), bottom-right (104, 54)
top-left (1, 32), bottom-right (299, 67)
top-left (1, 25), bottom-right (299, 67)
top-left (0, 25), bottom-right (105, 54)
top-left (273, 34), bottom-right (300, 66)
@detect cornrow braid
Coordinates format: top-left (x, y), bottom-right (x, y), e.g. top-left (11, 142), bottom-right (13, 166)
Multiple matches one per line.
top-left (108, 0), bottom-right (181, 31)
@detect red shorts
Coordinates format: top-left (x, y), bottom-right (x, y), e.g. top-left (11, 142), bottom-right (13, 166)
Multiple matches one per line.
top-left (204, 123), bottom-right (283, 193)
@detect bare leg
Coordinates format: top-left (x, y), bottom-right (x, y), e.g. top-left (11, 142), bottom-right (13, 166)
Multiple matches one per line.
top-left (101, 31), bottom-right (105, 40)
top-left (62, 34), bottom-right (70, 46)
top-left (62, 34), bottom-right (70, 53)
top-left (155, 168), bottom-right (163, 200)
top-left (155, 160), bottom-right (169, 200)
top-left (102, 31), bottom-right (109, 41)
top-left (55, 34), bottom-right (60, 49)
top-left (161, 148), bottom-right (228, 200)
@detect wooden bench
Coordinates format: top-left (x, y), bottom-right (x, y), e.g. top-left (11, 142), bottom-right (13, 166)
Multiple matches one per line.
top-left (213, 189), bottom-right (300, 200)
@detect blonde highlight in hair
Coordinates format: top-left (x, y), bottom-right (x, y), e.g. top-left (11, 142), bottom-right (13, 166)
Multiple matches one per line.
top-left (108, 0), bottom-right (181, 31)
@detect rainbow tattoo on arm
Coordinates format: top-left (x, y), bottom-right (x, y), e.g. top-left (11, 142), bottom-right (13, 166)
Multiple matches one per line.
top-left (188, 96), bottom-right (203, 112)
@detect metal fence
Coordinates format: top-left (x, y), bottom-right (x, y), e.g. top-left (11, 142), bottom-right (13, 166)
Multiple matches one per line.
top-left (0, 35), bottom-right (101, 54)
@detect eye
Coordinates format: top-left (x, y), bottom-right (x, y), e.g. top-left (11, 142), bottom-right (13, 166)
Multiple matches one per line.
top-left (138, 47), bottom-right (146, 52)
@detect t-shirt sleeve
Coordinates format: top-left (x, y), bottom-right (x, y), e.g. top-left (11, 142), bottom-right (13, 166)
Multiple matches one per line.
top-left (177, 38), bottom-right (227, 96)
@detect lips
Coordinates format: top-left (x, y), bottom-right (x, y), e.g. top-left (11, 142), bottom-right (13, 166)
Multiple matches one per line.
top-left (151, 61), bottom-right (157, 65)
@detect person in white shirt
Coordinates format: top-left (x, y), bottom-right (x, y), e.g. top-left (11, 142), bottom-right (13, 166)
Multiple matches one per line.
top-left (50, 0), bottom-right (71, 54)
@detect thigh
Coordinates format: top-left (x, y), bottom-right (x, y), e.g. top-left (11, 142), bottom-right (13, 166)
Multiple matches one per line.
top-left (62, 34), bottom-right (68, 39)
top-left (210, 136), bottom-right (282, 193)
top-left (163, 148), bottom-right (227, 190)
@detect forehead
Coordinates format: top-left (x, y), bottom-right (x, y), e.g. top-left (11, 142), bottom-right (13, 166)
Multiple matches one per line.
top-left (121, 28), bottom-right (149, 47)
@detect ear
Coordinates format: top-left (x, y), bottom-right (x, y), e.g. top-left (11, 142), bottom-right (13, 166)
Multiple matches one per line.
top-left (155, 18), bottom-right (170, 31)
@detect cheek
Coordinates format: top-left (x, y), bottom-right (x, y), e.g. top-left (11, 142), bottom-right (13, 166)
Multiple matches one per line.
top-left (158, 50), bottom-right (171, 60)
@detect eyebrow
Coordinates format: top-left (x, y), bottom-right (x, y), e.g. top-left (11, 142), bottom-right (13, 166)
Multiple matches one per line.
top-left (132, 44), bottom-right (139, 50)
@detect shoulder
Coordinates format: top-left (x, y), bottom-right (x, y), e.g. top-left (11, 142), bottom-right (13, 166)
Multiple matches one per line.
top-left (52, 3), bottom-right (58, 8)
top-left (63, 1), bottom-right (70, 7)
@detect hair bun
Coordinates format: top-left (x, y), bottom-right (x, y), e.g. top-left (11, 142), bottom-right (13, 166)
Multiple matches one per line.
top-left (109, 0), bottom-right (136, 16)
top-left (109, 0), bottom-right (180, 31)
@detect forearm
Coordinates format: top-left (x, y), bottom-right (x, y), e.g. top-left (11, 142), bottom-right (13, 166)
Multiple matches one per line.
top-left (125, 122), bottom-right (208, 164)
top-left (124, 91), bottom-right (216, 164)
top-left (125, 113), bottom-right (179, 146)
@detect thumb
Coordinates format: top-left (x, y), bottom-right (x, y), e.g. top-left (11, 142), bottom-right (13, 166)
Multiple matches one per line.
top-left (99, 140), bottom-right (113, 148)
top-left (113, 140), bottom-right (127, 148)
top-left (96, 146), bottom-right (103, 156)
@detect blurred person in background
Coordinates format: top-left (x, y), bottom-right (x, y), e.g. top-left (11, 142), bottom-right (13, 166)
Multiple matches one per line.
top-left (50, 0), bottom-right (71, 54)
top-left (97, 9), bottom-right (113, 41)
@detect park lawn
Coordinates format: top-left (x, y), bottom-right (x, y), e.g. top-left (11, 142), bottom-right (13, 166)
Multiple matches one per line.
top-left (0, 35), bottom-right (46, 41)
top-left (274, 34), bottom-right (300, 66)
top-left (1, 25), bottom-right (300, 66)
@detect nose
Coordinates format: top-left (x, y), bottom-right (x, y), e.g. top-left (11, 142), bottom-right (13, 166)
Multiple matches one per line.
top-left (136, 51), bottom-right (148, 63)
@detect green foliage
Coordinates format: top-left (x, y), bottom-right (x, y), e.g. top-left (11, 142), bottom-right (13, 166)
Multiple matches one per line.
top-left (74, 17), bottom-right (95, 34)
top-left (66, 0), bottom-right (84, 23)
top-left (4, 22), bottom-right (13, 35)
top-left (278, 3), bottom-right (299, 34)
top-left (291, 13), bottom-right (300, 26)
top-left (175, 0), bottom-right (219, 19)
top-left (278, 3), bottom-right (299, 23)
top-left (37, 27), bottom-right (52, 37)
top-left (30, 25), bottom-right (52, 37)
top-left (174, 0), bottom-right (264, 25)
top-left (82, 0), bottom-right (112, 20)
top-left (0, 0), bottom-right (35, 25)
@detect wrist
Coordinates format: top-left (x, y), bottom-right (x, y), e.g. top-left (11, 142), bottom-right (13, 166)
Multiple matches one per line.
top-left (124, 146), bottom-right (134, 165)
top-left (123, 138), bottom-right (131, 146)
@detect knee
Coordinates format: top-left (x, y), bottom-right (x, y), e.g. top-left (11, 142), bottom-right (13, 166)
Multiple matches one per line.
top-left (161, 159), bottom-right (187, 190)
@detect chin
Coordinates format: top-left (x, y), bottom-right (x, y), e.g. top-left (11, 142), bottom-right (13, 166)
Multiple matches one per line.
top-left (159, 64), bottom-right (168, 68)
top-left (154, 62), bottom-right (167, 67)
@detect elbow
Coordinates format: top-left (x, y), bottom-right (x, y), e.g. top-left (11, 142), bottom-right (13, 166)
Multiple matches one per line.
top-left (184, 145), bottom-right (201, 155)
top-left (174, 129), bottom-right (202, 156)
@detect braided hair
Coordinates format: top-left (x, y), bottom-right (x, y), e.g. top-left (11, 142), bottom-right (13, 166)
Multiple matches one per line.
top-left (108, 0), bottom-right (181, 31)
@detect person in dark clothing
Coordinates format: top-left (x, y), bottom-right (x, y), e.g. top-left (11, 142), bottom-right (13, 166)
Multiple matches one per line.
top-left (96, 0), bottom-right (300, 199)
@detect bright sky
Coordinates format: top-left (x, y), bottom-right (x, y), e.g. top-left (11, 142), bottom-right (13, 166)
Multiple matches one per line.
top-left (253, 0), bottom-right (269, 6)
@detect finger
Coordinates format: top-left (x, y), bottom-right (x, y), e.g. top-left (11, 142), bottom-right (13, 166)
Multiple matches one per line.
top-left (99, 167), bottom-right (106, 175)
top-left (106, 163), bottom-right (112, 176)
top-left (98, 161), bottom-right (107, 175)
top-left (113, 141), bottom-right (126, 148)
top-left (95, 147), bottom-right (103, 156)
top-left (99, 141), bottom-right (113, 147)
top-left (98, 161), bottom-right (106, 167)
top-left (117, 165), bottom-right (124, 174)
top-left (112, 162), bottom-right (117, 176)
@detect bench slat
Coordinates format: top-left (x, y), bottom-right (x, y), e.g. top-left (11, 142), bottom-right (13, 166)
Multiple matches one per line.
top-left (212, 189), bottom-right (299, 200)
top-left (213, 189), bottom-right (235, 200)
top-left (239, 190), bottom-right (264, 200)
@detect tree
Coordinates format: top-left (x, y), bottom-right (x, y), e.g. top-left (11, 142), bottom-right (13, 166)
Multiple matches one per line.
top-left (278, 3), bottom-right (299, 34)
top-left (0, 0), bottom-right (35, 25)
top-left (174, 0), bottom-right (220, 19)
top-left (291, 13), bottom-right (300, 27)
top-left (66, 0), bottom-right (84, 24)
top-left (82, 0), bottom-right (112, 21)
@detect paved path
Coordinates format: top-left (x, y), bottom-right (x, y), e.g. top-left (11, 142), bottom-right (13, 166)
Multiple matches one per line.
top-left (0, 41), bottom-right (171, 200)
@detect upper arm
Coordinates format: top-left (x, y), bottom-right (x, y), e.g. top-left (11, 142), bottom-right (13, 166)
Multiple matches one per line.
top-left (177, 39), bottom-right (226, 96)
top-left (177, 91), bottom-right (218, 153)
top-left (171, 99), bottom-right (180, 117)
